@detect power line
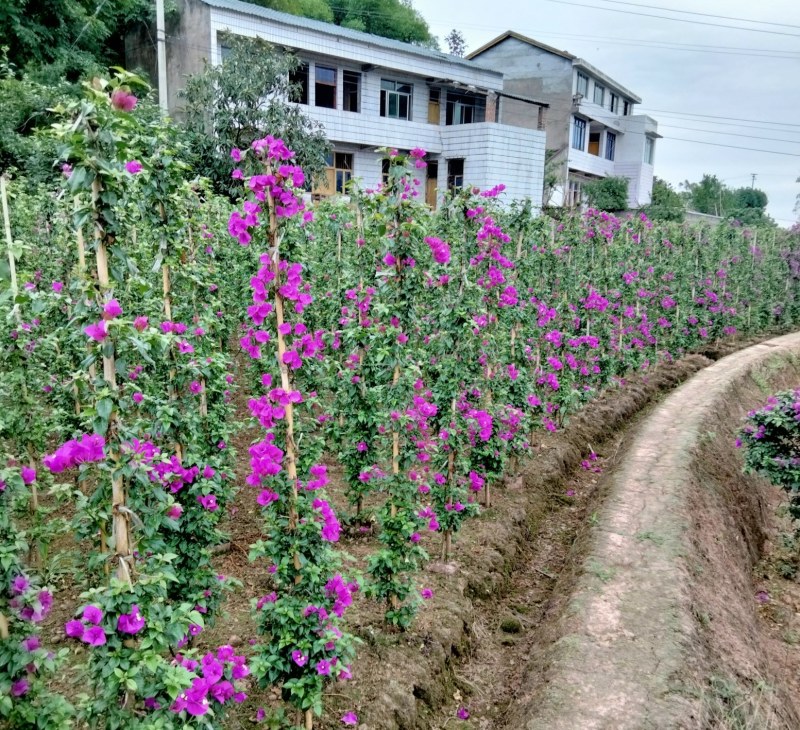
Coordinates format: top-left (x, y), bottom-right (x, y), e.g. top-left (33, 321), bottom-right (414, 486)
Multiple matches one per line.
top-left (520, 31), bottom-right (799, 60)
top-left (638, 108), bottom-right (800, 129)
top-left (658, 123), bottom-right (800, 145)
top-left (660, 136), bottom-right (800, 157)
top-left (586, 0), bottom-right (800, 30)
top-left (542, 0), bottom-right (800, 37)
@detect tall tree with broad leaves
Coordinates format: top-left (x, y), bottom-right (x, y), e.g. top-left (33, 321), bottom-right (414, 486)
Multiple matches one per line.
top-left (179, 36), bottom-right (330, 199)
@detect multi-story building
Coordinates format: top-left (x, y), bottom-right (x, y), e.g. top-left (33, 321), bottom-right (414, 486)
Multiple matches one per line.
top-left (468, 31), bottom-right (660, 208)
top-left (127, 0), bottom-right (548, 206)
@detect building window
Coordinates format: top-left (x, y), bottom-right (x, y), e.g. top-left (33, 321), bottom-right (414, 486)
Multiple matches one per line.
top-left (289, 63), bottom-right (309, 105)
top-left (428, 88), bottom-right (441, 124)
top-left (644, 137), bottom-right (655, 165)
top-left (623, 100), bottom-right (632, 115)
top-left (343, 71), bottom-right (360, 112)
top-left (610, 93), bottom-right (619, 113)
top-left (576, 72), bottom-right (589, 97)
top-left (380, 79), bottom-right (413, 120)
top-left (381, 159), bottom-right (391, 186)
top-left (567, 179), bottom-right (582, 207)
top-left (315, 65), bottom-right (336, 109)
top-left (593, 83), bottom-right (605, 106)
top-left (445, 91), bottom-right (486, 125)
top-left (333, 152), bottom-right (353, 192)
top-left (605, 132), bottom-right (616, 161)
top-left (572, 117), bottom-right (586, 151)
top-left (447, 158), bottom-right (464, 190)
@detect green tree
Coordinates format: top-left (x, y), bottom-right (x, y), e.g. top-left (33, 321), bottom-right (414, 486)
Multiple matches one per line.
top-left (583, 176), bottom-right (628, 211)
top-left (643, 177), bottom-right (684, 222)
top-left (179, 36), bottom-right (330, 199)
top-left (329, 0), bottom-right (435, 45)
top-left (246, 0), bottom-right (334, 22)
top-left (248, 0), bottom-right (435, 45)
top-left (680, 174), bottom-right (734, 216)
top-left (444, 29), bottom-right (467, 57)
top-left (0, 52), bottom-right (72, 180)
top-left (0, 0), bottom-right (152, 80)
top-left (730, 186), bottom-right (770, 225)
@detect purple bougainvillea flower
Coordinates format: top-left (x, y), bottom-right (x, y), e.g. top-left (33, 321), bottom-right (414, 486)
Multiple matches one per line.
top-left (11, 678), bottom-right (30, 697)
top-left (341, 711), bottom-right (358, 726)
top-left (420, 588), bottom-right (433, 600)
top-left (21, 635), bottom-right (40, 652)
top-left (103, 299), bottom-right (122, 319)
top-left (111, 89), bottom-right (138, 112)
top-left (65, 619), bottom-right (84, 638)
top-left (82, 625), bottom-right (107, 646)
top-left (21, 467), bottom-right (36, 485)
top-left (316, 659), bottom-right (331, 676)
top-left (84, 320), bottom-right (109, 342)
top-left (457, 706), bottom-right (470, 719)
top-left (291, 650), bottom-right (307, 666)
top-left (117, 604), bottom-right (146, 634)
top-left (82, 605), bottom-right (103, 625)
top-left (197, 494), bottom-right (218, 511)
top-left (11, 575), bottom-right (30, 595)
top-left (125, 160), bottom-right (143, 174)
top-left (52, 281), bottom-right (64, 293)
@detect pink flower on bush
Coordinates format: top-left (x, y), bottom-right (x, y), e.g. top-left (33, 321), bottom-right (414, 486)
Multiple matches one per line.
top-left (111, 89), bottom-right (138, 112)
top-left (125, 160), bottom-right (143, 175)
top-left (43, 434), bottom-right (105, 473)
top-left (82, 625), bottom-right (107, 646)
top-left (82, 605), bottom-right (103, 624)
top-left (197, 494), bottom-right (218, 511)
top-left (342, 711), bottom-right (358, 726)
top-left (117, 604), bottom-right (146, 634)
top-left (84, 320), bottom-right (109, 342)
top-left (103, 299), bottom-right (122, 319)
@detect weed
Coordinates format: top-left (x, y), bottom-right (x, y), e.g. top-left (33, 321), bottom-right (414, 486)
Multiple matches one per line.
top-left (636, 530), bottom-right (666, 546)
top-left (586, 559), bottom-right (615, 583)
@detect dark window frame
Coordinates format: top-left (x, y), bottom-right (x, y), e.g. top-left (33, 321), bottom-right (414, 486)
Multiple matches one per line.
top-left (572, 117), bottom-right (587, 151)
top-left (315, 64), bottom-right (337, 109)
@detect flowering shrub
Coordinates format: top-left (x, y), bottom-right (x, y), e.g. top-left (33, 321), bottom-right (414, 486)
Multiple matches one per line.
top-left (738, 388), bottom-right (800, 520)
top-left (229, 137), bottom-right (356, 728)
top-left (1, 66), bottom-right (798, 728)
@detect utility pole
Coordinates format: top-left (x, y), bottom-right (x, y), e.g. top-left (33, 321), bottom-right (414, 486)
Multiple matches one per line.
top-left (156, 0), bottom-right (168, 115)
top-left (750, 173), bottom-right (757, 189)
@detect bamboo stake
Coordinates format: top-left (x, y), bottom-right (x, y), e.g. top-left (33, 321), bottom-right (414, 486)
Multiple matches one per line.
top-left (0, 612), bottom-right (8, 639)
top-left (268, 183), bottom-right (302, 582)
top-left (92, 179), bottom-right (130, 585)
top-left (390, 365), bottom-right (400, 519)
top-left (1, 175), bottom-right (19, 321)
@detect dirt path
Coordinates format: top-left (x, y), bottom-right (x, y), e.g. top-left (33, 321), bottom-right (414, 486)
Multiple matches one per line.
top-left (500, 332), bottom-right (800, 730)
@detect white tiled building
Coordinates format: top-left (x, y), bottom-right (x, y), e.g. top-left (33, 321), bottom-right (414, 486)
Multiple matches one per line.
top-left (468, 32), bottom-right (660, 208)
top-left (129, 0), bottom-right (548, 207)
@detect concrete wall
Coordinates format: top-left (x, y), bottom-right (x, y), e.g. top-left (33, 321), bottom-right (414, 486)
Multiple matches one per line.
top-left (439, 123), bottom-right (546, 206)
top-left (471, 37), bottom-right (573, 154)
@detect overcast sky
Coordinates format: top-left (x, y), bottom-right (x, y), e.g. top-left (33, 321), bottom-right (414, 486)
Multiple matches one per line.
top-left (413, 0), bottom-right (800, 225)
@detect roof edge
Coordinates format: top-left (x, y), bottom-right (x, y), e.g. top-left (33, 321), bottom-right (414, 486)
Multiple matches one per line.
top-left (200, 0), bottom-right (503, 76)
top-left (467, 31), bottom-right (575, 62)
